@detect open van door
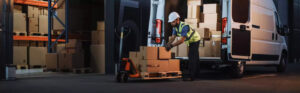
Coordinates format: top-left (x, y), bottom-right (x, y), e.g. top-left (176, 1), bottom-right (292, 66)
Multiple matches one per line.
top-left (229, 0), bottom-right (251, 60)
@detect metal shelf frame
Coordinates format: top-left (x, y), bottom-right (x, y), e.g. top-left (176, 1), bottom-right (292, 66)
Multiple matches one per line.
top-left (47, 0), bottom-right (69, 53)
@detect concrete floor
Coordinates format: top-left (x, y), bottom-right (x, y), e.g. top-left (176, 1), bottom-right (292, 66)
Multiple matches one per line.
top-left (1, 63), bottom-right (300, 93)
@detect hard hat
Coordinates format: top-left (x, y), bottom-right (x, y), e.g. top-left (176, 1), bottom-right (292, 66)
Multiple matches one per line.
top-left (168, 12), bottom-right (180, 23)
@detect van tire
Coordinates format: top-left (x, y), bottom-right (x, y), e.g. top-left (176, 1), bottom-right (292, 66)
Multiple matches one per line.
top-left (231, 61), bottom-right (246, 78)
top-left (277, 53), bottom-right (287, 73)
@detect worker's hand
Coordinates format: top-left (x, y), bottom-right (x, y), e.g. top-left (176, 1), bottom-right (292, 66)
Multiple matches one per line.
top-left (165, 44), bottom-right (173, 51)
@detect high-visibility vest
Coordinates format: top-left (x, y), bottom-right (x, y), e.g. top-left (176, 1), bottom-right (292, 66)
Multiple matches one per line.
top-left (174, 22), bottom-right (201, 46)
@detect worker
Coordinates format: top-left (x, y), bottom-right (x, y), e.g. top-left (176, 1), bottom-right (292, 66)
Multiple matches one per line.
top-left (165, 12), bottom-right (201, 81)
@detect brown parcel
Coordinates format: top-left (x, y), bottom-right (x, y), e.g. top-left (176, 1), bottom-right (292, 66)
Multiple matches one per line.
top-left (158, 47), bottom-right (171, 60)
top-left (46, 53), bottom-right (58, 70)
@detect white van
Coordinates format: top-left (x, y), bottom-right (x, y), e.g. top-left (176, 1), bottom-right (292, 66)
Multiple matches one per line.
top-left (179, 0), bottom-right (289, 78)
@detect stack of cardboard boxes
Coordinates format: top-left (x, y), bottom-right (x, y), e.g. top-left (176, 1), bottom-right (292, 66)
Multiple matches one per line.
top-left (90, 21), bottom-right (106, 74)
top-left (197, 3), bottom-right (222, 57)
top-left (129, 47), bottom-right (180, 73)
top-left (184, 0), bottom-right (202, 29)
top-left (46, 39), bottom-right (85, 71)
top-left (27, 5), bottom-right (49, 34)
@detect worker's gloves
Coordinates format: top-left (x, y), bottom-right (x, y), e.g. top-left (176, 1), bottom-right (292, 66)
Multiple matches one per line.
top-left (165, 44), bottom-right (174, 51)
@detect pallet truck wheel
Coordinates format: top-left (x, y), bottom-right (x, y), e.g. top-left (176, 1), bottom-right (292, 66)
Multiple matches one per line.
top-left (116, 72), bottom-right (128, 83)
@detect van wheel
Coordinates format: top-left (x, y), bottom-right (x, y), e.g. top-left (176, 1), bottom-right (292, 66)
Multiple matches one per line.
top-left (277, 53), bottom-right (287, 73)
top-left (231, 61), bottom-right (246, 78)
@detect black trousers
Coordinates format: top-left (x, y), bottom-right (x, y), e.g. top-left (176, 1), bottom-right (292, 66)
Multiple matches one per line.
top-left (187, 41), bottom-right (200, 78)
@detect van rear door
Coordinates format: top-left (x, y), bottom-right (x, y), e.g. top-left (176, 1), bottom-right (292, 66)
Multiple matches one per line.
top-left (229, 0), bottom-right (251, 60)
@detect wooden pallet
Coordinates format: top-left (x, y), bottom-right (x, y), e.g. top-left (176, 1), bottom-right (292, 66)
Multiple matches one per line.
top-left (16, 65), bottom-right (29, 69)
top-left (73, 68), bottom-right (93, 74)
top-left (140, 71), bottom-right (182, 80)
top-left (13, 32), bottom-right (27, 36)
top-left (29, 33), bottom-right (48, 36)
top-left (30, 65), bottom-right (46, 69)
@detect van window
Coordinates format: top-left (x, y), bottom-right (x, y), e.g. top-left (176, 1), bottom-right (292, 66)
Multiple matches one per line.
top-left (274, 12), bottom-right (280, 32)
top-left (232, 0), bottom-right (250, 23)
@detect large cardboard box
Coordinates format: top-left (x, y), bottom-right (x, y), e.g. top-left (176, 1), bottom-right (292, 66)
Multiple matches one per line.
top-left (141, 46), bottom-right (158, 60)
top-left (168, 59), bottom-right (180, 71)
top-left (46, 53), bottom-right (58, 70)
top-left (158, 60), bottom-right (169, 72)
top-left (28, 6), bottom-right (39, 18)
top-left (58, 53), bottom-right (84, 70)
top-left (14, 5), bottom-right (23, 13)
top-left (39, 15), bottom-right (49, 33)
top-left (187, 0), bottom-right (202, 6)
top-left (29, 47), bottom-right (47, 66)
top-left (203, 4), bottom-right (219, 14)
top-left (91, 31), bottom-right (105, 45)
top-left (158, 47), bottom-right (171, 60)
top-left (140, 60), bottom-right (159, 73)
top-left (187, 4), bottom-right (201, 19)
top-left (90, 45), bottom-right (105, 74)
top-left (13, 46), bottom-right (28, 65)
top-left (97, 21), bottom-right (105, 31)
top-left (29, 18), bottom-right (39, 33)
top-left (129, 51), bottom-right (142, 70)
top-left (13, 13), bottom-right (26, 32)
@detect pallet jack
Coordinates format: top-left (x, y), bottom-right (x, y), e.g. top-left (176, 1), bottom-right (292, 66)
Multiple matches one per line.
top-left (116, 0), bottom-right (168, 83)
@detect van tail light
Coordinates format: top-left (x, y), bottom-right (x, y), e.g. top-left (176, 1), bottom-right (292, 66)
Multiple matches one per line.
top-left (221, 17), bottom-right (227, 44)
top-left (155, 19), bottom-right (162, 44)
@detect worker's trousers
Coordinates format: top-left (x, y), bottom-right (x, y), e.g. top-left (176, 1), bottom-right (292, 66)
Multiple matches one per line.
top-left (187, 41), bottom-right (200, 79)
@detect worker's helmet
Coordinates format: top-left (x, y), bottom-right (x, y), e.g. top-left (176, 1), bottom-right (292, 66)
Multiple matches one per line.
top-left (168, 12), bottom-right (180, 23)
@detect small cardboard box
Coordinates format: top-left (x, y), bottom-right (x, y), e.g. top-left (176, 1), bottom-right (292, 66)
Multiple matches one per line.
top-left (90, 45), bottom-right (105, 74)
top-left (46, 53), bottom-right (58, 70)
top-left (158, 47), bottom-right (171, 60)
top-left (177, 41), bottom-right (188, 57)
top-left (58, 53), bottom-right (84, 71)
top-left (39, 15), bottom-right (49, 33)
top-left (158, 60), bottom-right (169, 72)
top-left (97, 21), bottom-right (105, 31)
top-left (140, 60), bottom-right (159, 73)
top-left (187, 0), bottom-right (202, 6)
top-left (168, 59), bottom-right (180, 71)
top-left (29, 18), bottom-right (39, 33)
top-left (13, 46), bottom-right (28, 65)
top-left (203, 4), bottom-right (219, 14)
top-left (13, 13), bottom-right (26, 32)
top-left (141, 46), bottom-right (158, 60)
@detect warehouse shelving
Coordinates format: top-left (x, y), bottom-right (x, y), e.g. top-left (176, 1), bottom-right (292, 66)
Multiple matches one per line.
top-left (14, 0), bottom-right (57, 8)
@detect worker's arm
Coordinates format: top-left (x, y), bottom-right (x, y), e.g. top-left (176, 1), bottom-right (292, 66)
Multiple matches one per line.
top-left (167, 35), bottom-right (177, 45)
top-left (171, 36), bottom-right (186, 47)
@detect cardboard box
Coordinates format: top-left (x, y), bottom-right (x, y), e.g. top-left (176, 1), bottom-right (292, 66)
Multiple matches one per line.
top-left (211, 41), bottom-right (221, 57)
top-left (187, 0), bottom-right (202, 6)
top-left (29, 47), bottom-right (47, 66)
top-left (13, 46), bottom-right (28, 65)
top-left (97, 21), bottom-right (105, 31)
top-left (29, 18), bottom-right (39, 33)
top-left (140, 60), bottom-right (159, 73)
top-left (58, 53), bottom-right (84, 71)
top-left (90, 45), bottom-right (105, 74)
top-left (39, 15), bottom-right (49, 33)
top-left (199, 23), bottom-right (221, 31)
top-left (168, 59), bottom-right (180, 71)
top-left (204, 14), bottom-right (220, 23)
top-left (141, 46), bottom-right (158, 60)
top-left (187, 5), bottom-right (201, 19)
top-left (43, 8), bottom-right (48, 15)
top-left (185, 18), bottom-right (199, 24)
top-left (28, 6), bottom-right (39, 18)
top-left (53, 2), bottom-right (66, 30)
top-left (158, 60), bottom-right (169, 72)
top-left (203, 4), bottom-right (219, 14)
top-left (66, 39), bottom-right (82, 48)
top-left (13, 13), bottom-right (26, 32)
top-left (14, 5), bottom-right (23, 13)
top-left (158, 47), bottom-right (171, 60)
top-left (169, 37), bottom-right (178, 57)
top-left (199, 46), bottom-right (205, 57)
top-left (177, 41), bottom-right (188, 57)
top-left (46, 53), bottom-right (58, 70)
top-left (91, 31), bottom-right (105, 45)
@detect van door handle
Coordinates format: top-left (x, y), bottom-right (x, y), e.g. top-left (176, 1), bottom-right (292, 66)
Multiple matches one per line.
top-left (252, 24), bottom-right (260, 29)
top-left (272, 33), bottom-right (274, 40)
